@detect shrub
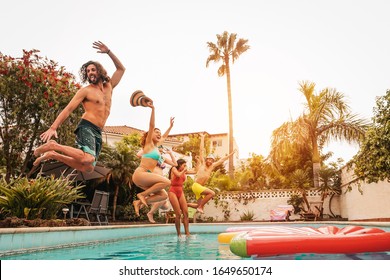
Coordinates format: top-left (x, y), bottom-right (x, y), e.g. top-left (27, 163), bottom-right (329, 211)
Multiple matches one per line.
top-left (0, 175), bottom-right (85, 219)
top-left (240, 210), bottom-right (255, 221)
top-left (287, 194), bottom-right (305, 214)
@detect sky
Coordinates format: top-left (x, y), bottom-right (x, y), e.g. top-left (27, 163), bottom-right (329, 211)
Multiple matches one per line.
top-left (2, 0), bottom-right (390, 163)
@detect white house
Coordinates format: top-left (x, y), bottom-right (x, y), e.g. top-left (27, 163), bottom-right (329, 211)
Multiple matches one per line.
top-left (102, 126), bottom-right (240, 170)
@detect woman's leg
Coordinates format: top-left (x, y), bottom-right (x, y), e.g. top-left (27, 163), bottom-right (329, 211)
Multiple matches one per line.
top-left (132, 170), bottom-right (170, 206)
top-left (179, 195), bottom-right (190, 236)
top-left (168, 192), bottom-right (182, 237)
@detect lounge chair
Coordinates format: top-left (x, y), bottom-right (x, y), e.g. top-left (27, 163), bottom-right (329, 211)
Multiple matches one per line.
top-left (88, 190), bottom-right (110, 225)
top-left (164, 210), bottom-right (176, 224)
top-left (270, 205), bottom-right (293, 221)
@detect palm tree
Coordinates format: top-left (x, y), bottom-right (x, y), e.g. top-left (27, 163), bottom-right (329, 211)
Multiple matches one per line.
top-left (271, 81), bottom-right (368, 187)
top-left (206, 31), bottom-right (250, 178)
top-left (99, 136), bottom-right (140, 221)
top-left (289, 169), bottom-right (312, 212)
top-left (317, 165), bottom-right (342, 218)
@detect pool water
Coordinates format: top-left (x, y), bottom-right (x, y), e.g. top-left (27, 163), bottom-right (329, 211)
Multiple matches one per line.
top-left (1, 233), bottom-right (240, 260)
top-left (2, 226), bottom-right (390, 260)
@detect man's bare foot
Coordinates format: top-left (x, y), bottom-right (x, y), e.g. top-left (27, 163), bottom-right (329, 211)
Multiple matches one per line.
top-left (33, 151), bottom-right (54, 166)
top-left (133, 200), bottom-right (141, 217)
top-left (196, 207), bottom-right (204, 214)
top-left (34, 140), bottom-right (57, 156)
top-left (147, 212), bottom-right (156, 223)
top-left (137, 193), bottom-right (148, 207)
top-left (187, 203), bottom-right (198, 209)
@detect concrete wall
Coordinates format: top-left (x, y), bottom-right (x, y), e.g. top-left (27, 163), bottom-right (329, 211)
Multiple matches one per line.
top-left (198, 189), bottom-right (335, 222)
top-left (197, 165), bottom-right (389, 221)
top-left (339, 165), bottom-right (390, 220)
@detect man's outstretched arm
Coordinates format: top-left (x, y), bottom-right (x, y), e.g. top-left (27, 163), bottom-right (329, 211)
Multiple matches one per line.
top-left (213, 150), bottom-right (236, 168)
top-left (198, 133), bottom-right (206, 165)
top-left (93, 41), bottom-right (125, 88)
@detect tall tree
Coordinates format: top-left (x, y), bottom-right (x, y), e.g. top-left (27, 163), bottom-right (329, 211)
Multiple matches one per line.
top-left (0, 50), bottom-right (81, 181)
top-left (206, 31), bottom-right (250, 178)
top-left (353, 89), bottom-right (390, 183)
top-left (271, 81), bottom-right (368, 187)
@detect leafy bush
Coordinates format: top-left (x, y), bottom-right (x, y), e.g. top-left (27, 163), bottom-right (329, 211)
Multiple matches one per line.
top-left (240, 210), bottom-right (255, 221)
top-left (0, 175), bottom-right (85, 219)
top-left (287, 194), bottom-right (305, 214)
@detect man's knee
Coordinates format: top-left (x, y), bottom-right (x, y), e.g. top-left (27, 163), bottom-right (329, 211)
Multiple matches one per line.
top-left (81, 165), bottom-right (94, 173)
top-left (205, 189), bottom-right (215, 197)
top-left (81, 152), bottom-right (95, 165)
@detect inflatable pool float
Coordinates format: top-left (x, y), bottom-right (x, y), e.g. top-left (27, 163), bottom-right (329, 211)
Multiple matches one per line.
top-left (218, 231), bottom-right (242, 244)
top-left (218, 225), bottom-right (301, 243)
top-left (229, 225), bottom-right (390, 258)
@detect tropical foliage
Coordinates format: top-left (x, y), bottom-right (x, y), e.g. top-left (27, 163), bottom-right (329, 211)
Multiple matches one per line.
top-left (0, 50), bottom-right (82, 181)
top-left (317, 162), bottom-right (342, 218)
top-left (174, 133), bottom-right (211, 166)
top-left (206, 31), bottom-right (250, 178)
top-left (289, 169), bottom-right (312, 211)
top-left (0, 175), bottom-right (85, 219)
top-left (271, 81), bottom-right (368, 187)
top-left (353, 89), bottom-right (390, 183)
top-left (98, 134), bottom-right (141, 221)
top-left (240, 210), bottom-right (255, 221)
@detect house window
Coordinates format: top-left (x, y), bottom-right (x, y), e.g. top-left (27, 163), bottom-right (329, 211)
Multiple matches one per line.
top-left (212, 140), bottom-right (222, 147)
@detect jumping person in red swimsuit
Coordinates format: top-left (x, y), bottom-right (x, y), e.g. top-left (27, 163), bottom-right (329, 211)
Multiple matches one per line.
top-left (168, 159), bottom-right (196, 237)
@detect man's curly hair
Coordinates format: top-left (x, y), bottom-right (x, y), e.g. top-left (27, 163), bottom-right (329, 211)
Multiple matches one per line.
top-left (79, 60), bottom-right (110, 84)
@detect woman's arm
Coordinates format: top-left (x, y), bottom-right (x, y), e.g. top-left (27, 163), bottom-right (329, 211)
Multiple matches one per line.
top-left (158, 117), bottom-right (175, 146)
top-left (171, 166), bottom-right (187, 177)
top-left (144, 102), bottom-right (155, 149)
top-left (163, 150), bottom-right (177, 167)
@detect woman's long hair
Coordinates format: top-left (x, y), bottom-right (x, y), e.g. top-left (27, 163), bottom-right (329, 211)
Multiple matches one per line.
top-left (169, 159), bottom-right (186, 179)
top-left (141, 128), bottom-right (160, 147)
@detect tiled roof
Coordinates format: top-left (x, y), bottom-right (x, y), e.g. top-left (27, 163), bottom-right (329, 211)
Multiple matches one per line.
top-left (103, 126), bottom-right (227, 138)
top-left (103, 125), bottom-right (144, 135)
top-left (169, 131), bottom-right (228, 137)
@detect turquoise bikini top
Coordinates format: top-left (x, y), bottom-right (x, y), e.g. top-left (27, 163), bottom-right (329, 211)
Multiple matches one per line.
top-left (142, 147), bottom-right (161, 161)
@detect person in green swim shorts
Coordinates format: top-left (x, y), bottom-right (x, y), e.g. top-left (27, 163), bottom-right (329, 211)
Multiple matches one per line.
top-left (33, 41), bottom-right (125, 173)
top-left (188, 132), bottom-right (236, 214)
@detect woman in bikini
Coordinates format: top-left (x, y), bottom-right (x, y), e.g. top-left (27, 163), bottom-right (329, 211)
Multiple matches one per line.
top-left (132, 101), bottom-right (171, 213)
top-left (168, 158), bottom-right (196, 237)
top-left (133, 145), bottom-right (177, 223)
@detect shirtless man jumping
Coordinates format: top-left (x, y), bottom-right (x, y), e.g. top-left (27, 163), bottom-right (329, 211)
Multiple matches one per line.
top-left (188, 132), bottom-right (236, 214)
top-left (33, 41), bottom-right (125, 173)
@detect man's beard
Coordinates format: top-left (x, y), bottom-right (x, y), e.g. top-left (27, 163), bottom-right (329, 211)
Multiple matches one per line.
top-left (88, 75), bottom-right (100, 84)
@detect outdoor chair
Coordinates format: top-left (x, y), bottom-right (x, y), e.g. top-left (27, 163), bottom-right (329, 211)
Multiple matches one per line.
top-left (164, 210), bottom-right (176, 224)
top-left (88, 190), bottom-right (110, 225)
top-left (300, 201), bottom-right (322, 221)
top-left (72, 200), bottom-right (91, 221)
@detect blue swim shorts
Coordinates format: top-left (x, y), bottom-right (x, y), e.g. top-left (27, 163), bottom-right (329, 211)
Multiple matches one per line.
top-left (74, 119), bottom-right (102, 166)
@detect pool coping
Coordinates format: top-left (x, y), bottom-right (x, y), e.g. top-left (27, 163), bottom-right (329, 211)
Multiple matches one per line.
top-left (1, 220), bottom-right (389, 234)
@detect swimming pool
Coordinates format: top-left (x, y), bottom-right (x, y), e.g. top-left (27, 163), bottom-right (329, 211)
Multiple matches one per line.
top-left (1, 223), bottom-right (390, 260)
